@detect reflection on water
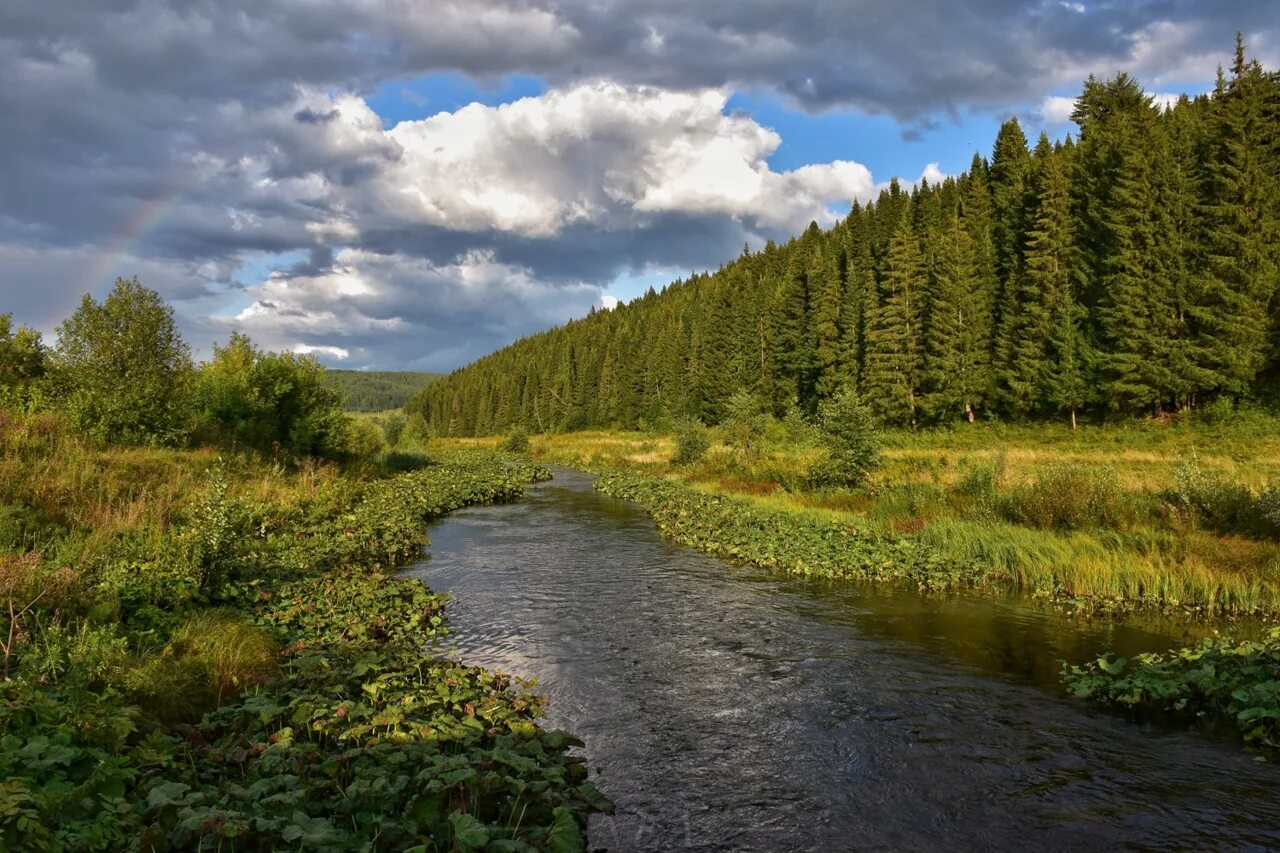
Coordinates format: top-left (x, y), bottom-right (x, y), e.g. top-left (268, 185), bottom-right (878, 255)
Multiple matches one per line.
top-left (404, 467), bottom-right (1279, 851)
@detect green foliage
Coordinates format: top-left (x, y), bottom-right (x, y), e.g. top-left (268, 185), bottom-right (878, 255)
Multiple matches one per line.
top-left (1001, 463), bottom-right (1127, 530)
top-left (811, 386), bottom-right (882, 487)
top-left (407, 40), bottom-right (1280, 435)
top-left (0, 445), bottom-right (605, 850)
top-left (721, 391), bottom-right (768, 460)
top-left (502, 425), bottom-right (531, 454)
top-left (594, 470), bottom-right (966, 588)
top-left (1169, 455), bottom-right (1280, 539)
top-left (193, 332), bottom-right (349, 458)
top-left (321, 369), bottom-right (442, 412)
top-left (53, 277), bottom-right (193, 446)
top-left (1064, 627), bottom-right (1280, 747)
top-left (0, 314), bottom-right (47, 411)
top-left (671, 418), bottom-right (710, 465)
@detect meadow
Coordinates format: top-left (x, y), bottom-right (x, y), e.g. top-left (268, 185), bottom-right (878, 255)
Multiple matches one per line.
top-left (441, 411), bottom-right (1280, 619)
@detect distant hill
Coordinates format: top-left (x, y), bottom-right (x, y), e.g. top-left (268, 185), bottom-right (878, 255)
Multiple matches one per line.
top-left (323, 370), bottom-right (443, 412)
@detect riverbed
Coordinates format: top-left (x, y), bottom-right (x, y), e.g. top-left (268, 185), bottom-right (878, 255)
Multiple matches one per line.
top-left (405, 467), bottom-right (1280, 850)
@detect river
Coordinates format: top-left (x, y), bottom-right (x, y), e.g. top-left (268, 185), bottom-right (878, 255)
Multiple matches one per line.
top-left (404, 467), bottom-right (1280, 851)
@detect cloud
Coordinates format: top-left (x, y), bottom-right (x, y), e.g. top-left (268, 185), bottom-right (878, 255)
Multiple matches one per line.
top-left (292, 343), bottom-right (350, 360)
top-left (225, 248), bottom-right (604, 370)
top-left (366, 84), bottom-right (872, 236)
top-left (1039, 95), bottom-right (1078, 125)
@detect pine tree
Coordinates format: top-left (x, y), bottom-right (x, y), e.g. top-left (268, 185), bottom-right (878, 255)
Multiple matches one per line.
top-left (812, 242), bottom-right (846, 402)
top-left (988, 119), bottom-right (1032, 412)
top-left (766, 249), bottom-right (816, 413)
top-left (1005, 135), bottom-right (1075, 418)
top-left (1097, 96), bottom-right (1182, 413)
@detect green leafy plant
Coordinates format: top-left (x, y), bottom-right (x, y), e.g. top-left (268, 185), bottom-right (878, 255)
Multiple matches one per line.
top-left (810, 386), bottom-right (882, 488)
top-left (1064, 627), bottom-right (1280, 748)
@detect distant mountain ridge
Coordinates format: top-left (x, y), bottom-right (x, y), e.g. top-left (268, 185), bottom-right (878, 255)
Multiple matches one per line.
top-left (323, 369), bottom-right (442, 411)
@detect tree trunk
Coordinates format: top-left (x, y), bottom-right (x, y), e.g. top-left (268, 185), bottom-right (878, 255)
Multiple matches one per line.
top-left (965, 402), bottom-right (975, 423)
top-left (1071, 408), bottom-right (1077, 431)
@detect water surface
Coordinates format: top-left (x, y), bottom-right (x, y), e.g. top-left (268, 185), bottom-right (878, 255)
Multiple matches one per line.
top-left (405, 468), bottom-right (1279, 851)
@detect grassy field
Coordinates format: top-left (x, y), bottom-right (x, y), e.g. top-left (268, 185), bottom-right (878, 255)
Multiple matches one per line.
top-left (440, 412), bottom-right (1280, 618)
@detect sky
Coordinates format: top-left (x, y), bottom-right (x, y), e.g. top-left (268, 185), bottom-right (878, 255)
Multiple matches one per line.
top-left (1, 1), bottom-right (1276, 371)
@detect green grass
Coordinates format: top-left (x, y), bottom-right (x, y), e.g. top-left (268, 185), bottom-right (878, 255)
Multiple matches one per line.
top-left (442, 414), bottom-right (1280, 619)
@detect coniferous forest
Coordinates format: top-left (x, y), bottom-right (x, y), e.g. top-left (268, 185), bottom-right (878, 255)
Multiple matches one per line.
top-left (410, 42), bottom-right (1280, 435)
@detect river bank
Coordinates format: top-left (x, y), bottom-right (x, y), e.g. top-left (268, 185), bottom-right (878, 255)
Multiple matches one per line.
top-left (413, 466), bottom-right (1280, 849)
top-left (435, 423), bottom-right (1280, 750)
top-left (0, 413), bottom-right (606, 850)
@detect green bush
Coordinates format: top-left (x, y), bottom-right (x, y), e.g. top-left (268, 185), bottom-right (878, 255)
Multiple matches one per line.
top-left (720, 391), bottom-right (769, 460)
top-left (671, 418), bottom-right (710, 465)
top-left (342, 416), bottom-right (386, 461)
top-left (501, 425), bottom-right (530, 454)
top-left (1002, 463), bottom-right (1126, 530)
top-left (53, 278), bottom-right (193, 447)
top-left (1170, 455), bottom-right (1280, 539)
top-left (193, 332), bottom-right (350, 458)
top-left (810, 386), bottom-right (882, 488)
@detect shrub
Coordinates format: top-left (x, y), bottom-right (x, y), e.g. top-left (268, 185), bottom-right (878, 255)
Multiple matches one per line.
top-left (1169, 455), bottom-right (1279, 539)
top-left (193, 332), bottom-right (350, 458)
top-left (671, 418), bottom-right (710, 465)
top-left (780, 403), bottom-right (819, 447)
top-left (501, 425), bottom-right (530, 454)
top-left (810, 386), bottom-right (882, 487)
top-left (378, 411), bottom-right (408, 446)
top-left (342, 416), bottom-right (386, 461)
top-left (721, 391), bottom-right (769, 460)
top-left (1002, 463), bottom-right (1125, 531)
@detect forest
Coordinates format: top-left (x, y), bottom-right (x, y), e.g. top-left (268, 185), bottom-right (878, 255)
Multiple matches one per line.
top-left (410, 41), bottom-right (1280, 435)
top-left (324, 370), bottom-right (442, 412)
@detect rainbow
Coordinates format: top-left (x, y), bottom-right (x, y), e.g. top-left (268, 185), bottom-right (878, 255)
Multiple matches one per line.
top-left (79, 176), bottom-right (191, 295)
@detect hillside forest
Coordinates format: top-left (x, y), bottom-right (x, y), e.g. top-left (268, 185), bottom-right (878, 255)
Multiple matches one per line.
top-left (410, 41), bottom-right (1280, 435)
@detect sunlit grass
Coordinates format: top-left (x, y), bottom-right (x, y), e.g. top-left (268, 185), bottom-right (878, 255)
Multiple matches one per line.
top-left (437, 415), bottom-right (1280, 617)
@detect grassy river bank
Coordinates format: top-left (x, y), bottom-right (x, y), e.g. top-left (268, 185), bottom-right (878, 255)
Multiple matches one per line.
top-left (0, 413), bottom-right (608, 850)
top-left (438, 415), bottom-right (1280, 749)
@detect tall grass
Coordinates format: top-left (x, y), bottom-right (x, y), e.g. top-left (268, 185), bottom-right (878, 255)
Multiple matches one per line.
top-left (455, 415), bottom-right (1280, 618)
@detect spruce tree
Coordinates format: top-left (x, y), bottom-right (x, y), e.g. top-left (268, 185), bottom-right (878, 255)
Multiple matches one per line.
top-left (1005, 135), bottom-right (1074, 418)
top-left (863, 206), bottom-right (926, 425)
top-left (812, 242), bottom-right (846, 401)
top-left (1189, 37), bottom-right (1280, 396)
top-left (923, 212), bottom-right (989, 422)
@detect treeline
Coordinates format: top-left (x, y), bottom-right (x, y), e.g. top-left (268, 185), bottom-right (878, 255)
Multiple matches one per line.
top-left (1, 277), bottom-right (372, 458)
top-left (323, 369), bottom-right (442, 412)
top-left (410, 39), bottom-right (1280, 435)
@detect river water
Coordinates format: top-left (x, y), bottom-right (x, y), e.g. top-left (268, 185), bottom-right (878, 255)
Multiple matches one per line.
top-left (404, 468), bottom-right (1280, 851)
